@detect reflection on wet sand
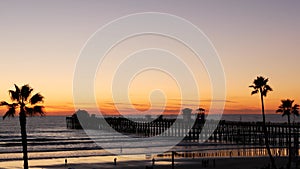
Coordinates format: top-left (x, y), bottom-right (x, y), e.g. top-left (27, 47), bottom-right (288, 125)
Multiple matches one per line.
top-left (158, 147), bottom-right (289, 159)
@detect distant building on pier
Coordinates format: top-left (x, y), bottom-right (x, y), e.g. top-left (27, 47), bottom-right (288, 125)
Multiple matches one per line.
top-left (66, 109), bottom-right (98, 129)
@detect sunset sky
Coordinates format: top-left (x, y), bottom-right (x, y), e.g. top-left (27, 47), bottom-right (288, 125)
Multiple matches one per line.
top-left (0, 1), bottom-right (300, 116)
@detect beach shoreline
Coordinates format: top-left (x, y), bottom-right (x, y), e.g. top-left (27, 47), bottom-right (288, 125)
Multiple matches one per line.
top-left (0, 155), bottom-right (291, 169)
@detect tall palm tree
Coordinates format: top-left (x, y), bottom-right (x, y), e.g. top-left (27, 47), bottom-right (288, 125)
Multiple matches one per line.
top-left (0, 84), bottom-right (44, 169)
top-left (249, 76), bottom-right (276, 169)
top-left (276, 99), bottom-right (299, 169)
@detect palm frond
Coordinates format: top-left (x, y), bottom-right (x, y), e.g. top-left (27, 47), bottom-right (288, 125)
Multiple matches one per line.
top-left (263, 78), bottom-right (269, 84)
top-left (9, 90), bottom-right (19, 101)
top-left (281, 99), bottom-right (294, 108)
top-left (0, 101), bottom-right (9, 106)
top-left (12, 103), bottom-right (18, 107)
top-left (0, 101), bottom-right (18, 108)
top-left (251, 90), bottom-right (259, 95)
top-left (282, 110), bottom-right (290, 117)
top-left (292, 104), bottom-right (299, 116)
top-left (264, 85), bottom-right (273, 92)
top-left (21, 84), bottom-right (33, 101)
top-left (3, 107), bottom-right (16, 119)
top-left (254, 76), bottom-right (266, 87)
top-left (30, 93), bottom-right (44, 105)
top-left (14, 84), bottom-right (20, 94)
top-left (34, 106), bottom-right (45, 116)
top-left (25, 107), bottom-right (34, 116)
top-left (25, 106), bottom-right (45, 116)
top-left (249, 85), bottom-right (256, 89)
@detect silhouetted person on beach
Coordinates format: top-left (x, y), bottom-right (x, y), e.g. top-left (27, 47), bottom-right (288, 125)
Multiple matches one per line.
top-left (152, 158), bottom-right (155, 166)
top-left (65, 158), bottom-right (67, 166)
top-left (114, 157), bottom-right (117, 165)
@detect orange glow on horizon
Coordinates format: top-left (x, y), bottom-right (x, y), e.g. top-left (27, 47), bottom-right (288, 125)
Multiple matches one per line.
top-left (0, 100), bottom-right (289, 117)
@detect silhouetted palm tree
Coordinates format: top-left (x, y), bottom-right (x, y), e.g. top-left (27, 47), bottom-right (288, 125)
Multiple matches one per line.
top-left (0, 84), bottom-right (44, 169)
top-left (249, 76), bottom-right (276, 169)
top-left (276, 99), bottom-right (299, 169)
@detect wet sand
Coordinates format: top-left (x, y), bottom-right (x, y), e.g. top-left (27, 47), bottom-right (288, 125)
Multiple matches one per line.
top-left (0, 155), bottom-right (290, 169)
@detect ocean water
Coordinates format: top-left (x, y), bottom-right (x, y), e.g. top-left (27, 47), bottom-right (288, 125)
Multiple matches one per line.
top-left (0, 114), bottom-right (297, 161)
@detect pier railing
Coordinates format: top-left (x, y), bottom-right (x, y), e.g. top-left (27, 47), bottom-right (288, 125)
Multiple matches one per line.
top-left (66, 116), bottom-right (300, 148)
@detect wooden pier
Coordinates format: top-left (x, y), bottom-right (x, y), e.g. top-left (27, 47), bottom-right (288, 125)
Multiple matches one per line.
top-left (66, 113), bottom-right (300, 150)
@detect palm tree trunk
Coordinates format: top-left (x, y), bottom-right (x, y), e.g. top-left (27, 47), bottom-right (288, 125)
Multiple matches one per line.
top-left (287, 115), bottom-right (292, 169)
top-left (260, 91), bottom-right (277, 169)
top-left (19, 110), bottom-right (29, 169)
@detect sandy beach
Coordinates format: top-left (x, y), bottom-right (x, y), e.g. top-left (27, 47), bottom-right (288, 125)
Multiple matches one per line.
top-left (0, 155), bottom-right (291, 169)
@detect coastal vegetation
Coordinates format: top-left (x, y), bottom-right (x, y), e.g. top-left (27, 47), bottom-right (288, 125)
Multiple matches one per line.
top-left (0, 84), bottom-right (45, 169)
top-left (276, 99), bottom-right (299, 169)
top-left (249, 76), bottom-right (276, 169)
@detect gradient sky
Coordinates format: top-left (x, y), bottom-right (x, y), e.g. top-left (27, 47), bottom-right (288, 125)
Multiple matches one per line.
top-left (0, 0), bottom-right (300, 116)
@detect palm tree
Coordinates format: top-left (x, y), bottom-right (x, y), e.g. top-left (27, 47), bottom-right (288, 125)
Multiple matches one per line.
top-left (276, 99), bottom-right (299, 169)
top-left (0, 84), bottom-right (44, 169)
top-left (249, 76), bottom-right (276, 169)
